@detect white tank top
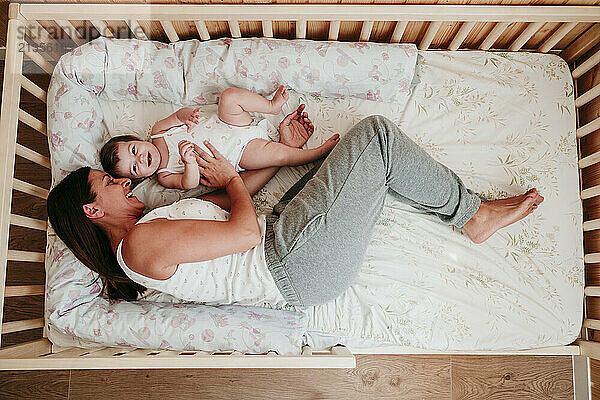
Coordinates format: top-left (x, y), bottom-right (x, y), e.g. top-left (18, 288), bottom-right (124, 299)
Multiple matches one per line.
top-left (116, 198), bottom-right (285, 306)
top-left (152, 113), bottom-right (271, 174)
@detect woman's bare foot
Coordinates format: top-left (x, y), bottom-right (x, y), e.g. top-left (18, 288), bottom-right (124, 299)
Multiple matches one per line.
top-left (462, 188), bottom-right (544, 244)
top-left (270, 85), bottom-right (289, 114)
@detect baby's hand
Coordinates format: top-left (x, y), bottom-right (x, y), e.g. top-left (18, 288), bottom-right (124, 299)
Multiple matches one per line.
top-left (185, 108), bottom-right (202, 132)
top-left (270, 85), bottom-right (289, 114)
top-left (179, 140), bottom-right (198, 165)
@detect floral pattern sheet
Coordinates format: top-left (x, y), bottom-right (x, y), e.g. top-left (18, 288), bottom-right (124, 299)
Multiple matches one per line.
top-left (99, 51), bottom-right (582, 351)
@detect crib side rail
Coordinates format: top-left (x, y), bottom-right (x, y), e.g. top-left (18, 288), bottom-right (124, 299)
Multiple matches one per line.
top-left (570, 21), bottom-right (600, 360)
top-left (0, 342), bottom-right (356, 369)
top-left (12, 3), bottom-right (600, 53)
top-left (0, 5), bottom-right (53, 350)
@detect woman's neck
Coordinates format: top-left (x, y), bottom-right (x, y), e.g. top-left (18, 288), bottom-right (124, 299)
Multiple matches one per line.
top-left (101, 215), bottom-right (140, 253)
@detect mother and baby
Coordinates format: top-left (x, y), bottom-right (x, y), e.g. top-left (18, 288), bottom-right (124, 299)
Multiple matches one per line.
top-left (47, 86), bottom-right (544, 306)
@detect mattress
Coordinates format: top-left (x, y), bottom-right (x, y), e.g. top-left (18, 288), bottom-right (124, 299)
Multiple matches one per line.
top-left (95, 50), bottom-right (583, 351)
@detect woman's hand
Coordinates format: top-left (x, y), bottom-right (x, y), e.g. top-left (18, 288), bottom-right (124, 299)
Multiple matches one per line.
top-left (193, 141), bottom-right (239, 188)
top-left (279, 104), bottom-right (315, 148)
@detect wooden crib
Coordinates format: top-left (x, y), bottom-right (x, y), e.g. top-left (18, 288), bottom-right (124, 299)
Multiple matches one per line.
top-left (0, 2), bottom-right (599, 370)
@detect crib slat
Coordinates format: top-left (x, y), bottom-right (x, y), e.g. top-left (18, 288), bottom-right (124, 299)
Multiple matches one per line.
top-left (22, 48), bottom-right (54, 75)
top-left (562, 24), bottom-right (600, 64)
top-left (584, 219), bottom-right (600, 232)
top-left (508, 22), bottom-right (544, 51)
top-left (581, 185), bottom-right (600, 200)
top-left (585, 286), bottom-right (600, 296)
top-left (585, 253), bottom-right (600, 264)
top-left (296, 20), bottom-right (306, 39)
top-left (126, 19), bottom-right (148, 40)
top-left (45, 347), bottom-right (100, 359)
top-left (22, 21), bottom-right (60, 62)
top-left (576, 83), bottom-right (600, 108)
top-left (449, 21), bottom-right (476, 50)
top-left (10, 214), bottom-right (47, 231)
top-left (328, 20), bottom-right (340, 41)
top-left (579, 151), bottom-right (600, 169)
top-left (538, 22), bottom-right (577, 53)
top-left (18, 109), bottom-right (46, 136)
top-left (194, 21), bottom-right (210, 41)
top-left (572, 48), bottom-right (600, 79)
top-left (360, 21), bottom-right (374, 42)
top-left (262, 20), bottom-right (273, 38)
top-left (12, 179), bottom-right (49, 200)
top-left (7, 250), bottom-right (45, 263)
top-left (160, 21), bottom-right (179, 42)
top-left (228, 20), bottom-right (241, 38)
top-left (4, 285), bottom-right (45, 297)
top-left (15, 143), bottom-right (51, 169)
top-left (479, 22), bottom-right (511, 50)
top-left (419, 21), bottom-right (442, 50)
top-left (20, 75), bottom-right (47, 104)
top-left (584, 319), bottom-right (600, 331)
top-left (2, 318), bottom-right (44, 334)
top-left (90, 20), bottom-right (113, 38)
top-left (390, 21), bottom-right (408, 43)
top-left (80, 347), bottom-right (134, 358)
top-left (576, 116), bottom-right (600, 139)
top-left (0, 338), bottom-right (51, 358)
top-left (56, 20), bottom-right (86, 46)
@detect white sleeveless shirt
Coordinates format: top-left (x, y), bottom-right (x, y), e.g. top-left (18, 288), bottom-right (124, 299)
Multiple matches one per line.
top-left (152, 113), bottom-right (271, 174)
top-left (116, 198), bottom-right (285, 306)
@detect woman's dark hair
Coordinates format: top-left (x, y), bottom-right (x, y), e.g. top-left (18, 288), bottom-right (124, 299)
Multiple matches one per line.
top-left (47, 167), bottom-right (146, 301)
top-left (99, 135), bottom-right (139, 178)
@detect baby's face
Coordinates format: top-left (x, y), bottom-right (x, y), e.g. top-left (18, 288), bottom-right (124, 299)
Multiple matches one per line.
top-left (115, 140), bottom-right (161, 178)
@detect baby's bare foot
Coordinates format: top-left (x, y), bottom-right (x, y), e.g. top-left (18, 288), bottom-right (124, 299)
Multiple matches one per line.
top-left (270, 85), bottom-right (289, 114)
top-left (463, 188), bottom-right (544, 244)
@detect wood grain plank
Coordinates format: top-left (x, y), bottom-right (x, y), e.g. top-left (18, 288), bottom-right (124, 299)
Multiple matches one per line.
top-left (5, 261), bottom-right (45, 286)
top-left (0, 328), bottom-right (44, 348)
top-left (2, 296), bottom-right (44, 323)
top-left (0, 370), bottom-right (69, 400)
top-left (70, 355), bottom-right (451, 399)
top-left (451, 355), bottom-right (573, 400)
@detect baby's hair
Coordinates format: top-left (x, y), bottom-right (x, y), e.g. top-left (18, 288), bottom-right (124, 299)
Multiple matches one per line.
top-left (100, 135), bottom-right (140, 178)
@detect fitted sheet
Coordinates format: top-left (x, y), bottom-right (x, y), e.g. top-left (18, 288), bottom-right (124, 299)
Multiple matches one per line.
top-left (93, 50), bottom-right (583, 351)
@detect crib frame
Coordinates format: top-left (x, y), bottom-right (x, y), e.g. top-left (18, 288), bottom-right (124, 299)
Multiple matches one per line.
top-left (0, 2), bottom-right (599, 370)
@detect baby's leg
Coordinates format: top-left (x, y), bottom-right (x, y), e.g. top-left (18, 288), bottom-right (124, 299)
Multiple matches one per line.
top-left (218, 86), bottom-right (289, 127)
top-left (239, 136), bottom-right (340, 170)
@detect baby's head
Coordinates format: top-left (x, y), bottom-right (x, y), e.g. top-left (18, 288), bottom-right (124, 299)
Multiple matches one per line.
top-left (100, 135), bottom-right (161, 180)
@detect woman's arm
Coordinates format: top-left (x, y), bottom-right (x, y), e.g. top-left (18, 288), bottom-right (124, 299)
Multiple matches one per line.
top-left (121, 142), bottom-right (260, 279)
top-left (199, 166), bottom-right (279, 211)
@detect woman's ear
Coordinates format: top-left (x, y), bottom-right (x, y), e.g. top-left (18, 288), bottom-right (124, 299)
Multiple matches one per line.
top-left (82, 203), bottom-right (105, 219)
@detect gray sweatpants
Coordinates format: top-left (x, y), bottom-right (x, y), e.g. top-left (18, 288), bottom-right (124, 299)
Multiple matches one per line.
top-left (264, 115), bottom-right (481, 307)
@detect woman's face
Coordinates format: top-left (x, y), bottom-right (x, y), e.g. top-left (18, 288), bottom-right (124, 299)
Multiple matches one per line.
top-left (84, 169), bottom-right (145, 220)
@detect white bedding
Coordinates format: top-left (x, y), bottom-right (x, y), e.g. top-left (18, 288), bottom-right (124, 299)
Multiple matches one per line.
top-left (97, 51), bottom-right (583, 351)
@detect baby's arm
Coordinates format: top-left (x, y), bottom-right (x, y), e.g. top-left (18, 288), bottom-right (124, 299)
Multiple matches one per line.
top-left (157, 141), bottom-right (200, 190)
top-left (218, 86), bottom-right (289, 127)
top-left (151, 107), bottom-right (195, 136)
top-left (238, 136), bottom-right (340, 170)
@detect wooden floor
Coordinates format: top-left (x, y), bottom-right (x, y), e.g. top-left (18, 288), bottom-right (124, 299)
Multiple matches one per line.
top-left (0, 355), bottom-right (574, 399)
top-left (0, 20), bottom-right (583, 400)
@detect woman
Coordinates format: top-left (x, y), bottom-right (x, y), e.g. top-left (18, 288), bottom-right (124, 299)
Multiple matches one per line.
top-left (47, 107), bottom-right (544, 305)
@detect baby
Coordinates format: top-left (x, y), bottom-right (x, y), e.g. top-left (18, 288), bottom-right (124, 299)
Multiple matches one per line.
top-left (100, 86), bottom-right (340, 189)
